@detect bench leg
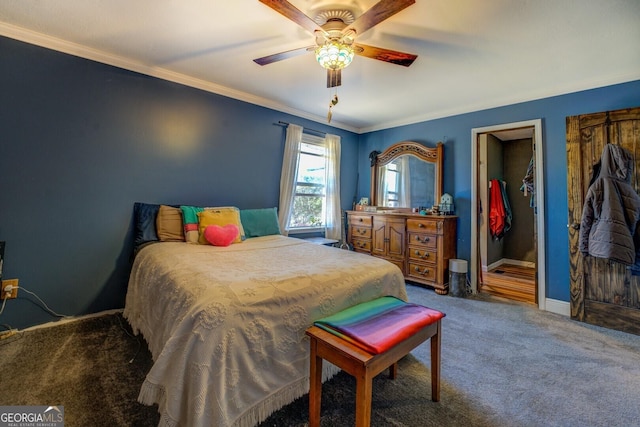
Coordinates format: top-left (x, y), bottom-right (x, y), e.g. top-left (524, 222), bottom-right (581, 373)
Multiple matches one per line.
top-left (309, 338), bottom-right (323, 427)
top-left (388, 362), bottom-right (397, 379)
top-left (430, 320), bottom-right (442, 402)
top-left (354, 372), bottom-right (373, 427)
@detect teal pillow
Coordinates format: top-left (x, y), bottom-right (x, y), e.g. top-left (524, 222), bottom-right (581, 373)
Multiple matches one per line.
top-left (240, 208), bottom-right (281, 238)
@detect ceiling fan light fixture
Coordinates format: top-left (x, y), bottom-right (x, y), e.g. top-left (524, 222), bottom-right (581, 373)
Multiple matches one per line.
top-left (315, 41), bottom-right (354, 70)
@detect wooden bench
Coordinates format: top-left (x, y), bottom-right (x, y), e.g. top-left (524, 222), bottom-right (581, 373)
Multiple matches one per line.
top-left (306, 298), bottom-right (444, 427)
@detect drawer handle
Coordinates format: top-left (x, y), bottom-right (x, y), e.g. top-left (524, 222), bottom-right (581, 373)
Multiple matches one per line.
top-left (357, 242), bottom-right (365, 248)
top-left (358, 228), bottom-right (367, 234)
top-left (414, 250), bottom-right (430, 259)
top-left (414, 266), bottom-right (430, 275)
top-left (415, 236), bottom-right (430, 243)
top-left (359, 218), bottom-right (363, 222)
top-left (418, 223), bottom-right (425, 228)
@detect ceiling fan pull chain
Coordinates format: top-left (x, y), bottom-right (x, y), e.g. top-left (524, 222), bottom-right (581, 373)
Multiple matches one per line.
top-left (327, 91), bottom-right (339, 123)
top-left (327, 91), bottom-right (338, 123)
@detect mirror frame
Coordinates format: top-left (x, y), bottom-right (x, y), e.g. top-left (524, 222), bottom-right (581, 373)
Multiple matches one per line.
top-left (370, 141), bottom-right (443, 207)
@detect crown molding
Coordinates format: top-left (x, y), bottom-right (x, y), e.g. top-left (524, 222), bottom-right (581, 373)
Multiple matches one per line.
top-left (0, 22), bottom-right (360, 134)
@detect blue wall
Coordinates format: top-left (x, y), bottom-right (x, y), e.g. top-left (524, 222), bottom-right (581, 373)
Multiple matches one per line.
top-left (357, 81), bottom-right (640, 302)
top-left (1, 35), bottom-right (639, 329)
top-left (0, 37), bottom-right (359, 329)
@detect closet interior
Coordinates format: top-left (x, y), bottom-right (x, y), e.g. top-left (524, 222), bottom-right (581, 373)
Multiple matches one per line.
top-left (478, 129), bottom-right (537, 304)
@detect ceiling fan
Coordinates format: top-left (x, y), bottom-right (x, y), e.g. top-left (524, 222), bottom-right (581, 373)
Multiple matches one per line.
top-left (254, 0), bottom-right (418, 88)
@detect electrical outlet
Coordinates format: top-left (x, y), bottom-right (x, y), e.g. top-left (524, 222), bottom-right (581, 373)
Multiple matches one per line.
top-left (1, 279), bottom-right (18, 299)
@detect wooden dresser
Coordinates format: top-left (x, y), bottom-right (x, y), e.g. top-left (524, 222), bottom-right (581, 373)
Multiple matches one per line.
top-left (347, 211), bottom-right (457, 294)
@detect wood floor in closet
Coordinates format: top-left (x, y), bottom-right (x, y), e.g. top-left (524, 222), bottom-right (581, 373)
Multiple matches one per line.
top-left (480, 263), bottom-right (536, 305)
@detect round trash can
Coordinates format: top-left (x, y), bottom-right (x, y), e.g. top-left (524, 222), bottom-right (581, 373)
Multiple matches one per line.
top-left (449, 259), bottom-right (468, 297)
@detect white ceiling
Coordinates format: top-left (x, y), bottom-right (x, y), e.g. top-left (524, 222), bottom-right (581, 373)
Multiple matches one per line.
top-left (1, 0), bottom-right (639, 133)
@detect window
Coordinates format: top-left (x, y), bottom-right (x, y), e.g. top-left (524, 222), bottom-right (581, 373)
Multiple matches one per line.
top-left (383, 162), bottom-right (400, 207)
top-left (378, 156), bottom-right (411, 208)
top-left (289, 135), bottom-right (327, 230)
top-left (279, 124), bottom-right (341, 240)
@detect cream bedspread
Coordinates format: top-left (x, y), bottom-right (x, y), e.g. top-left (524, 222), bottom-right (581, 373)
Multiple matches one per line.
top-left (124, 235), bottom-right (407, 427)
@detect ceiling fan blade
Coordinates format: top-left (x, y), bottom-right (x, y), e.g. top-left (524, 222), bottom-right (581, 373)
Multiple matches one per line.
top-left (344, 0), bottom-right (415, 36)
top-left (354, 43), bottom-right (417, 67)
top-left (327, 69), bottom-right (342, 88)
top-left (259, 0), bottom-right (325, 35)
top-left (253, 46), bottom-right (315, 66)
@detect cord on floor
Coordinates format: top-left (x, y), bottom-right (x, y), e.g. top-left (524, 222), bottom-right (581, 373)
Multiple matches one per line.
top-left (115, 312), bottom-right (142, 364)
top-left (18, 286), bottom-right (70, 318)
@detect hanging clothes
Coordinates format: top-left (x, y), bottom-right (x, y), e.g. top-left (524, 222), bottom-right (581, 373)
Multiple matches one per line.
top-left (489, 179), bottom-right (511, 240)
top-left (579, 144), bottom-right (640, 266)
top-left (520, 156), bottom-right (536, 211)
top-left (501, 180), bottom-right (512, 235)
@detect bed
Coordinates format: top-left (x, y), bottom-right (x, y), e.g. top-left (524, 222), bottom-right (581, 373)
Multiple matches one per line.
top-left (124, 233), bottom-right (407, 427)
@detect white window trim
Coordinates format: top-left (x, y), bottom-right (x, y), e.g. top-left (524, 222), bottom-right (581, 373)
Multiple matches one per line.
top-left (288, 133), bottom-right (327, 232)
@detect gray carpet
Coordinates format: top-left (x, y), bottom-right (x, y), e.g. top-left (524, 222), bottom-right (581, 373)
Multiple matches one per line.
top-left (1, 284), bottom-right (639, 427)
top-left (0, 312), bottom-right (159, 426)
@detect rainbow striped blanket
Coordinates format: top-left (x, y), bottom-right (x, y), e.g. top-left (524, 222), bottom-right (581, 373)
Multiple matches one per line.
top-left (314, 296), bottom-right (445, 354)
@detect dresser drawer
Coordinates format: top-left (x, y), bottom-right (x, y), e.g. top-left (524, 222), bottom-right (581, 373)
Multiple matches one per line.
top-left (407, 232), bottom-right (437, 249)
top-left (350, 226), bottom-right (372, 239)
top-left (346, 211), bottom-right (456, 294)
top-left (349, 215), bottom-right (372, 227)
top-left (407, 262), bottom-right (437, 282)
top-left (374, 255), bottom-right (405, 273)
top-left (407, 218), bottom-right (439, 234)
top-left (408, 246), bottom-right (437, 263)
top-left (351, 239), bottom-right (371, 252)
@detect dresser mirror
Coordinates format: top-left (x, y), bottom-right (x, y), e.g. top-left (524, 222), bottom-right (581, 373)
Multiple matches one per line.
top-left (370, 141), bottom-right (443, 209)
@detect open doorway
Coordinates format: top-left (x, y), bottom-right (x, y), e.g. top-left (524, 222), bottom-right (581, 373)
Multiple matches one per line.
top-left (471, 119), bottom-right (546, 310)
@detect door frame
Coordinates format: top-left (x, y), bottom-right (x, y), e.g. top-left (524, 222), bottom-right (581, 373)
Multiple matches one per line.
top-left (470, 119), bottom-right (546, 310)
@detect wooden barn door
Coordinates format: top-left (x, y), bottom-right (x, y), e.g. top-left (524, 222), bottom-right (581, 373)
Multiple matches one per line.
top-left (567, 106), bottom-right (640, 335)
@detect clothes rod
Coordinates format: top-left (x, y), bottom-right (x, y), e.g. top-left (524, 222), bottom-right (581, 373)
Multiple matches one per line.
top-left (275, 121), bottom-right (326, 136)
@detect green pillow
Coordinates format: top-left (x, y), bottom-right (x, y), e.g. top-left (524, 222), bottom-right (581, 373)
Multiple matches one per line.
top-left (240, 208), bottom-right (281, 238)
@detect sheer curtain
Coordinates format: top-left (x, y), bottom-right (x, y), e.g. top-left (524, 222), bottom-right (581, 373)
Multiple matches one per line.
top-left (278, 124), bottom-right (302, 235)
top-left (378, 170), bottom-right (389, 207)
top-left (324, 133), bottom-right (341, 240)
top-left (399, 155), bottom-right (411, 207)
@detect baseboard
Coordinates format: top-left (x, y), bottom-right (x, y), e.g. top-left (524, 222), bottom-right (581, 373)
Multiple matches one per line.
top-left (485, 258), bottom-right (536, 272)
top-left (21, 308), bottom-right (124, 333)
top-left (544, 298), bottom-right (570, 316)
top-left (503, 258), bottom-right (536, 269)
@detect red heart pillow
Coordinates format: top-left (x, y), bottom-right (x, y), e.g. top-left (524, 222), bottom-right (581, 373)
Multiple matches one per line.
top-left (204, 224), bottom-right (239, 247)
